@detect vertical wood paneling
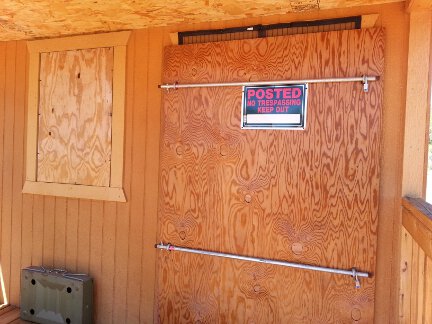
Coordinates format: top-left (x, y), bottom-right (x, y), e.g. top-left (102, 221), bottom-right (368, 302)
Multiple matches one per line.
top-left (140, 27), bottom-right (164, 322)
top-left (76, 200), bottom-right (91, 272)
top-left (42, 197), bottom-right (55, 266)
top-left (1, 41), bottom-right (17, 304)
top-left (100, 201), bottom-right (116, 324)
top-left (401, 201), bottom-right (432, 324)
top-left (89, 200), bottom-right (103, 322)
top-left (31, 197), bottom-right (44, 266)
top-left (20, 193), bottom-right (33, 281)
top-left (425, 257), bottom-right (432, 324)
top-left (53, 198), bottom-right (67, 268)
top-left (400, 227), bottom-right (413, 323)
top-left (126, 29), bottom-right (148, 324)
top-left (0, 42), bottom-right (7, 305)
top-left (65, 199), bottom-right (79, 272)
top-left (417, 248), bottom-right (425, 324)
top-left (20, 46), bottom-right (33, 285)
top-left (112, 30), bottom-right (135, 324)
top-left (9, 41), bottom-right (26, 305)
top-left (411, 239), bottom-right (420, 323)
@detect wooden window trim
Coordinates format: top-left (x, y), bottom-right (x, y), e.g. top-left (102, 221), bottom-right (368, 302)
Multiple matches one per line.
top-left (23, 31), bottom-right (130, 202)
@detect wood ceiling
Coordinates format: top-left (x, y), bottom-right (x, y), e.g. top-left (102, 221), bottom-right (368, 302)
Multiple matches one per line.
top-left (0, 0), bottom-right (403, 41)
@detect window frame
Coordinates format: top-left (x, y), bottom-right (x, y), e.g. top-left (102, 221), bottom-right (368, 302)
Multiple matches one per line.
top-left (23, 31), bottom-right (130, 202)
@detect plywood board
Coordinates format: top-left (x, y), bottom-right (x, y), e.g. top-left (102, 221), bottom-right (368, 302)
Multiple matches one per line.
top-left (37, 47), bottom-right (113, 187)
top-left (0, 0), bottom-right (403, 41)
top-left (157, 28), bottom-right (384, 322)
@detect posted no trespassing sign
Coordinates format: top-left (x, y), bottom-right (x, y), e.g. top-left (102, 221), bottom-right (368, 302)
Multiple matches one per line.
top-left (241, 84), bottom-right (308, 130)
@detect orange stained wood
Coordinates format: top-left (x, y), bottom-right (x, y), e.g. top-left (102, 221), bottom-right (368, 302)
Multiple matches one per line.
top-left (157, 27), bottom-right (384, 322)
top-left (400, 198), bottom-right (432, 323)
top-left (37, 47), bottom-right (113, 187)
top-left (0, 306), bottom-right (21, 324)
top-left (0, 30), bottom-right (163, 322)
top-left (0, 3), bottom-right (409, 323)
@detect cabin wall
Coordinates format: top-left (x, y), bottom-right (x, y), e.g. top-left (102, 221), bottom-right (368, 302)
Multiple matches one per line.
top-left (400, 199), bottom-right (432, 323)
top-left (0, 2), bottom-right (407, 323)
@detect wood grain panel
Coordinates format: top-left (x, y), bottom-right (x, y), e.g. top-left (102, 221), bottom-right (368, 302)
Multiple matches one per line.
top-left (158, 28), bottom-right (383, 322)
top-left (65, 199), bottom-right (79, 272)
top-left (9, 41), bottom-right (26, 305)
top-left (399, 227), bottom-right (432, 324)
top-left (100, 201), bottom-right (116, 324)
top-left (417, 248), bottom-right (425, 324)
top-left (53, 198), bottom-right (67, 268)
top-left (89, 201), bottom-right (103, 322)
top-left (0, 42), bottom-right (7, 305)
top-left (400, 201), bottom-right (432, 324)
top-left (37, 47), bottom-right (113, 187)
top-left (111, 27), bottom-right (135, 324)
top-left (76, 200), bottom-right (91, 273)
top-left (140, 26), bottom-right (164, 320)
top-left (401, 231), bottom-right (413, 324)
top-left (42, 197), bottom-right (55, 266)
top-left (1, 41), bottom-right (17, 304)
top-left (425, 257), bottom-right (432, 324)
top-left (126, 29), bottom-right (147, 324)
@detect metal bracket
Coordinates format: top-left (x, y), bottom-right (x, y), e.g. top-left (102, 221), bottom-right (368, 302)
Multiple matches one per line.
top-left (352, 268), bottom-right (361, 289)
top-left (362, 75), bottom-right (369, 92)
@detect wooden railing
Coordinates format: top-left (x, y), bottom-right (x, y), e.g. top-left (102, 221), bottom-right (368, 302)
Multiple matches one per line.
top-left (400, 197), bottom-right (432, 323)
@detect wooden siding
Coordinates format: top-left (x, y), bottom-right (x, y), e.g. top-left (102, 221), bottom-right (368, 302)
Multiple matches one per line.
top-left (0, 3), bottom-right (408, 323)
top-left (400, 198), bottom-right (432, 323)
top-left (0, 29), bottom-right (165, 323)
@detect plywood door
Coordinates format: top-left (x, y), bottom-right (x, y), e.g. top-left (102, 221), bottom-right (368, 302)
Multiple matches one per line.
top-left (157, 28), bottom-right (384, 323)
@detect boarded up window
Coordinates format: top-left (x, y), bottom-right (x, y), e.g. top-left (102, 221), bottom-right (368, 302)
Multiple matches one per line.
top-left (24, 32), bottom-right (129, 202)
top-left (37, 48), bottom-right (114, 187)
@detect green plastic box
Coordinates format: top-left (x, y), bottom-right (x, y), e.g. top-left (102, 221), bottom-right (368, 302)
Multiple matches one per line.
top-left (20, 266), bottom-right (93, 324)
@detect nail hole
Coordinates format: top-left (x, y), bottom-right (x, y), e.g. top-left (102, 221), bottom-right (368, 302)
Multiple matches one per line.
top-left (77, 73), bottom-right (80, 79)
top-left (179, 231), bottom-right (186, 240)
top-left (67, 287), bottom-right (72, 293)
top-left (49, 131), bottom-right (52, 136)
top-left (176, 145), bottom-right (184, 156)
top-left (291, 242), bottom-right (304, 255)
top-left (66, 318), bottom-right (71, 324)
top-left (351, 307), bottom-right (361, 321)
top-left (220, 144), bottom-right (228, 156)
top-left (30, 309), bottom-right (35, 315)
top-left (31, 279), bottom-right (36, 285)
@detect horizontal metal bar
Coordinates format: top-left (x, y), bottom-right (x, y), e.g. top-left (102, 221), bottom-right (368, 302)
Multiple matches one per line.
top-left (158, 76), bottom-right (378, 90)
top-left (155, 243), bottom-right (369, 278)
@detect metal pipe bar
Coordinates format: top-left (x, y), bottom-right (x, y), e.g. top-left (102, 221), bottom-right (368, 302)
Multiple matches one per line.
top-left (158, 76), bottom-right (378, 90)
top-left (155, 243), bottom-right (369, 282)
